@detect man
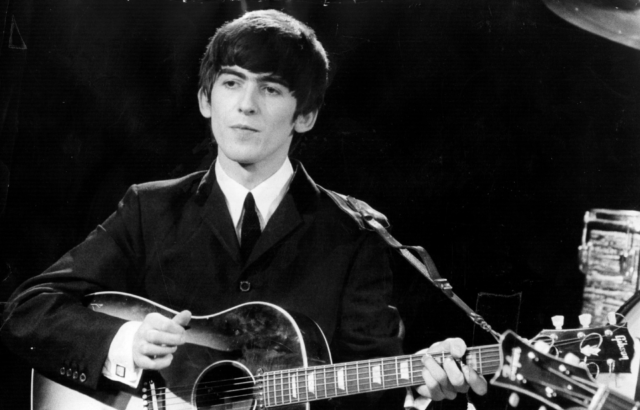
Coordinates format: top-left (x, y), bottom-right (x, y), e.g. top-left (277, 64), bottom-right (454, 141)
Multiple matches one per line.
top-left (1, 9), bottom-right (486, 409)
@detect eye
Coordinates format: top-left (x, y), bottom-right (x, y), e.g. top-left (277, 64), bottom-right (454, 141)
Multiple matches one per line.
top-left (222, 80), bottom-right (239, 88)
top-left (263, 85), bottom-right (282, 96)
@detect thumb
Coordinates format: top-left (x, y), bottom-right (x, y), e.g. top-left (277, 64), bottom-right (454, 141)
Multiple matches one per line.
top-left (172, 310), bottom-right (192, 328)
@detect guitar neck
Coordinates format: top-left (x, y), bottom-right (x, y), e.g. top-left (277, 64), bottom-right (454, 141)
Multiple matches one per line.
top-left (261, 344), bottom-right (500, 407)
top-left (592, 385), bottom-right (640, 410)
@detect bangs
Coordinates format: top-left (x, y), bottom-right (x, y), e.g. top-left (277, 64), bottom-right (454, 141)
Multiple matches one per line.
top-left (215, 31), bottom-right (303, 91)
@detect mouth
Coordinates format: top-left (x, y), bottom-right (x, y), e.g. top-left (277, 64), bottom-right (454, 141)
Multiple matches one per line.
top-left (231, 124), bottom-right (259, 132)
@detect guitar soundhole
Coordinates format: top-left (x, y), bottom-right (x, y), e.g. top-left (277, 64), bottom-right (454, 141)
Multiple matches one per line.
top-left (194, 361), bottom-right (256, 410)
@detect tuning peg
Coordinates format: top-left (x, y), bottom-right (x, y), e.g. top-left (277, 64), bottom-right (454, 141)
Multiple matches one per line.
top-left (551, 315), bottom-right (564, 330)
top-left (578, 313), bottom-right (592, 328)
top-left (607, 312), bottom-right (617, 325)
top-left (509, 392), bottom-right (519, 407)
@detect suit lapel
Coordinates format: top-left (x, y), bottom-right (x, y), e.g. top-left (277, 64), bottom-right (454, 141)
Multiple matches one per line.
top-left (200, 176), bottom-right (242, 264)
top-left (244, 161), bottom-right (320, 268)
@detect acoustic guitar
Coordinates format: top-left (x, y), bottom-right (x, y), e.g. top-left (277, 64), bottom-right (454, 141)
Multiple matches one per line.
top-left (31, 292), bottom-right (633, 410)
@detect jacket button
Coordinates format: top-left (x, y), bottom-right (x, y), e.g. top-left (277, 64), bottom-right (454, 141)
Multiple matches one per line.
top-left (73, 371), bottom-right (78, 380)
top-left (66, 369), bottom-right (72, 377)
top-left (79, 373), bottom-right (87, 383)
top-left (59, 367), bottom-right (65, 375)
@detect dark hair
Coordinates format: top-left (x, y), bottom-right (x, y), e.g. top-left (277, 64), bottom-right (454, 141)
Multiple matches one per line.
top-left (198, 10), bottom-right (329, 118)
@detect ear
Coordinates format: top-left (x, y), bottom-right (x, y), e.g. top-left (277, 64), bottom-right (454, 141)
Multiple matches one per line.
top-left (197, 89), bottom-right (212, 118)
top-left (293, 110), bottom-right (318, 133)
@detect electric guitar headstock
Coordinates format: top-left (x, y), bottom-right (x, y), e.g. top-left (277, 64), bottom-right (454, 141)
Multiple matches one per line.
top-left (491, 330), bottom-right (638, 410)
top-left (531, 313), bottom-right (634, 376)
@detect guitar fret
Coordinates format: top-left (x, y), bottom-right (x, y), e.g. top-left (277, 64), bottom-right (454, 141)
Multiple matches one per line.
top-left (321, 367), bottom-right (326, 398)
top-left (291, 371), bottom-right (297, 400)
top-left (300, 369), bottom-right (306, 403)
top-left (279, 371), bottom-right (285, 405)
top-left (274, 371), bottom-right (280, 406)
top-left (262, 348), bottom-right (497, 409)
top-left (393, 357), bottom-right (400, 386)
top-left (409, 355), bottom-right (414, 384)
top-left (337, 366), bottom-right (345, 392)
top-left (399, 359), bottom-right (409, 382)
top-left (348, 365), bottom-right (355, 393)
top-left (384, 359), bottom-right (394, 388)
top-left (267, 372), bottom-right (272, 407)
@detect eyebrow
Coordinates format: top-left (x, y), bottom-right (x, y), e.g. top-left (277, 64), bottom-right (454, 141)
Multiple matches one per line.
top-left (218, 67), bottom-right (290, 88)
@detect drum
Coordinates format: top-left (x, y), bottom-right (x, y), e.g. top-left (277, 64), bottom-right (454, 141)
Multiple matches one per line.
top-left (580, 209), bottom-right (640, 326)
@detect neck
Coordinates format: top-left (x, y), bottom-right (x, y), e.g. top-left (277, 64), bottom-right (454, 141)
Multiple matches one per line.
top-left (217, 152), bottom-right (287, 191)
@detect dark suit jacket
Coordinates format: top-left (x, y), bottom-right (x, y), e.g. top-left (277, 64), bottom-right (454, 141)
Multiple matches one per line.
top-left (1, 160), bottom-right (403, 394)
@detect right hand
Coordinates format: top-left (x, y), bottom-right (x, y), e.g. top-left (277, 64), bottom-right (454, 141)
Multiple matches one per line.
top-left (132, 310), bottom-right (191, 370)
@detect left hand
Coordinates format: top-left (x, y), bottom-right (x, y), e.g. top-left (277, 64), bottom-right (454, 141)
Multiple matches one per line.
top-left (411, 338), bottom-right (488, 407)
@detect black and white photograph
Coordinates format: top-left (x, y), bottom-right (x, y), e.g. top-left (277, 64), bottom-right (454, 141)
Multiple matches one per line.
top-left (2, 0), bottom-right (640, 409)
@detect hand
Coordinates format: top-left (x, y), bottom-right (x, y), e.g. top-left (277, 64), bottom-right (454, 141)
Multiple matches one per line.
top-left (415, 338), bottom-right (488, 402)
top-left (132, 310), bottom-right (191, 370)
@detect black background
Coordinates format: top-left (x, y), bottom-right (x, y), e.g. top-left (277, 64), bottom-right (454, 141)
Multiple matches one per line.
top-left (2, 0), bottom-right (640, 408)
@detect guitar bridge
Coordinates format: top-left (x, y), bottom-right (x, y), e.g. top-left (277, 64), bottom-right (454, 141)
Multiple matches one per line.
top-left (143, 379), bottom-right (165, 410)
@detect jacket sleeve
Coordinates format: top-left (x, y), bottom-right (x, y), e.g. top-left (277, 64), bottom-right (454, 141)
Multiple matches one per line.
top-left (1, 185), bottom-right (147, 390)
top-left (328, 231), bottom-right (405, 410)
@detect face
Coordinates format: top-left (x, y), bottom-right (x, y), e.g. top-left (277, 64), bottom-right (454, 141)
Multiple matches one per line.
top-left (198, 65), bottom-right (317, 172)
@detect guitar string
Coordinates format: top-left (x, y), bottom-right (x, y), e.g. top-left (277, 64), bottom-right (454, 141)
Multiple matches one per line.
top-left (155, 364), bottom-right (503, 408)
top-left (150, 333), bottom-right (619, 407)
top-left (537, 368), bottom-right (600, 408)
top-left (156, 361), bottom-right (499, 402)
top-left (150, 333), bottom-right (613, 400)
top-left (150, 358), bottom-right (503, 407)
top-left (150, 351), bottom-right (502, 398)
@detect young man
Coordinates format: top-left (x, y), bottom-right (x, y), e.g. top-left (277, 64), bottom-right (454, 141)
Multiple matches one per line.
top-left (1, 9), bottom-right (486, 409)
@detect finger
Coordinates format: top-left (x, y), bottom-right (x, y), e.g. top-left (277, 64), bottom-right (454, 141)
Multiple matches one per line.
top-left (143, 328), bottom-right (185, 347)
top-left (145, 313), bottom-right (187, 335)
top-left (461, 363), bottom-right (488, 395)
top-left (138, 343), bottom-right (177, 357)
top-left (422, 355), bottom-right (456, 400)
top-left (442, 356), bottom-right (468, 393)
top-left (172, 310), bottom-right (192, 328)
top-left (430, 338), bottom-right (466, 358)
top-left (133, 352), bottom-right (174, 370)
top-left (416, 363), bottom-right (446, 401)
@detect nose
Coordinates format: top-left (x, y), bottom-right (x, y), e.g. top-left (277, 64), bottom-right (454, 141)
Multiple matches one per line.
top-left (238, 84), bottom-right (259, 115)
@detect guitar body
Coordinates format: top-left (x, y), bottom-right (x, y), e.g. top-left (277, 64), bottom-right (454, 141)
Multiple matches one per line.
top-left (32, 291), bottom-right (332, 410)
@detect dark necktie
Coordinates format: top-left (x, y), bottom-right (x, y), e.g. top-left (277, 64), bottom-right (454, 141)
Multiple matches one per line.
top-left (240, 192), bottom-right (261, 264)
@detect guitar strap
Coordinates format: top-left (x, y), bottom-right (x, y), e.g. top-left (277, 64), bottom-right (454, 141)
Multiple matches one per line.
top-left (318, 185), bottom-right (501, 341)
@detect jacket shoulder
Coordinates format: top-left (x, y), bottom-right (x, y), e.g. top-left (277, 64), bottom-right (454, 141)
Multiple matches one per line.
top-left (315, 185), bottom-right (389, 231)
top-left (134, 171), bottom-right (207, 195)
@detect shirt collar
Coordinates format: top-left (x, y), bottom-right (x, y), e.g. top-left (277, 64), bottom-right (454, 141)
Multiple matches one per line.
top-left (215, 158), bottom-right (294, 230)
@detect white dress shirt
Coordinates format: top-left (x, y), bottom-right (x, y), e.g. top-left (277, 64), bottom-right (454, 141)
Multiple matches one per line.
top-left (102, 158), bottom-right (294, 387)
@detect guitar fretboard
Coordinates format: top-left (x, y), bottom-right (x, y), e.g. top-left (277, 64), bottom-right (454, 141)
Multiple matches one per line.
top-left (261, 345), bottom-right (500, 407)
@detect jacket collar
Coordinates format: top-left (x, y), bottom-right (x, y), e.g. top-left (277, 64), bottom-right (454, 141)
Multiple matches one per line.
top-left (197, 159), bottom-right (320, 267)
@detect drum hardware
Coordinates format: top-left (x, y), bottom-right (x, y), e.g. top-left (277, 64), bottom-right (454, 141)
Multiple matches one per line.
top-left (579, 209), bottom-right (640, 326)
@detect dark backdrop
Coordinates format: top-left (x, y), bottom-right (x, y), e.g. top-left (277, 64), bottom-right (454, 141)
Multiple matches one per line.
top-left (2, 0), bottom-right (640, 408)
